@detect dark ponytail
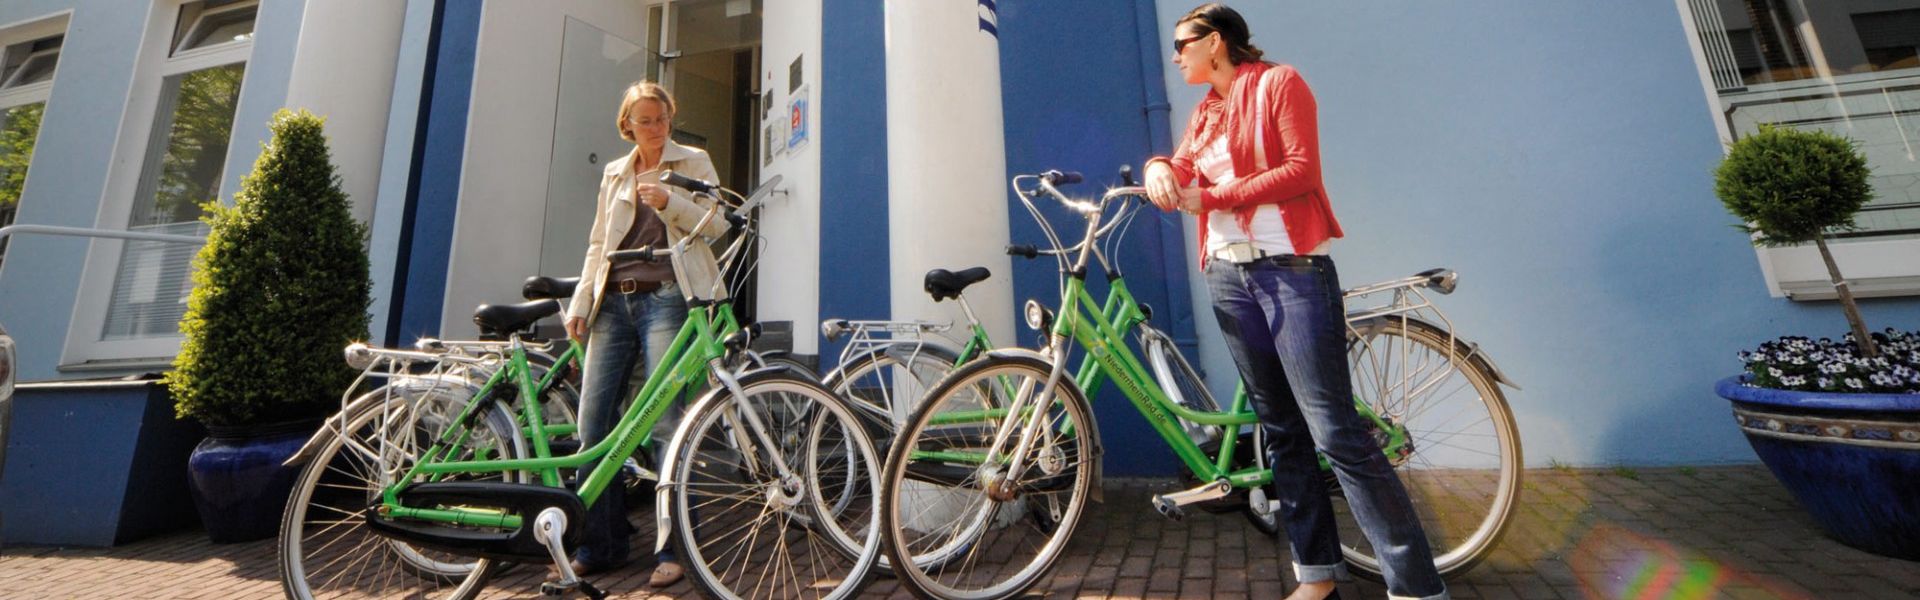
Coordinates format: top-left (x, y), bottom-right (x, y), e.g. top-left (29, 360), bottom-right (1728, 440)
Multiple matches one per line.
top-left (1178, 3), bottom-right (1264, 65)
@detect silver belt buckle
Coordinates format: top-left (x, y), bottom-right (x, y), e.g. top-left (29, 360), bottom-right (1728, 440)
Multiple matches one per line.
top-left (1223, 243), bottom-right (1259, 263)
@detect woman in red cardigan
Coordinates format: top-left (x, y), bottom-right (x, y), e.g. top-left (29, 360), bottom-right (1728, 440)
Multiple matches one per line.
top-left (1144, 5), bottom-right (1448, 600)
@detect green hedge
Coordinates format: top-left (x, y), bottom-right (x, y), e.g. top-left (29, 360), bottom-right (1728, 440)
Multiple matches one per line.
top-left (165, 109), bottom-right (371, 427)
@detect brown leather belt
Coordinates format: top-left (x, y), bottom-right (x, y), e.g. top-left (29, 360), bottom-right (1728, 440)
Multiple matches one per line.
top-left (613, 278), bottom-right (663, 295)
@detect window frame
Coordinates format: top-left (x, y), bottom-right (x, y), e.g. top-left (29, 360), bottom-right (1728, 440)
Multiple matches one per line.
top-left (1676, 0), bottom-right (1920, 301)
top-left (59, 0), bottom-right (255, 369)
top-left (0, 13), bottom-right (68, 269)
top-left (0, 14), bottom-right (66, 111)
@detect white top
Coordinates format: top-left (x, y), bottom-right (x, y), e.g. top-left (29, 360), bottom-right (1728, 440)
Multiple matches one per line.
top-left (1196, 134), bottom-right (1292, 255)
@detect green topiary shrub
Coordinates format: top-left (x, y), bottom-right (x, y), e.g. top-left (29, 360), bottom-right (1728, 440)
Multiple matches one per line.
top-left (1714, 124), bottom-right (1880, 358)
top-left (165, 109), bottom-right (371, 427)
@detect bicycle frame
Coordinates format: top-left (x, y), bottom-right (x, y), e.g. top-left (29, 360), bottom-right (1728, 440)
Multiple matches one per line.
top-left (372, 181), bottom-right (771, 532)
top-left (934, 176), bottom-right (1412, 493)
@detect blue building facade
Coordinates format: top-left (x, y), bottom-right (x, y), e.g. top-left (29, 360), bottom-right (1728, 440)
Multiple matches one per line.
top-left (2, 0), bottom-right (1917, 479)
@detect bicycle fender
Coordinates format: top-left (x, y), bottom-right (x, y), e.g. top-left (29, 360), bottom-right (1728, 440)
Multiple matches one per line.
top-left (979, 348), bottom-right (1108, 503)
top-left (1463, 341), bottom-right (1522, 390)
top-left (651, 363), bottom-right (809, 554)
top-left (283, 373), bottom-right (480, 467)
top-left (1358, 315), bottom-right (1522, 392)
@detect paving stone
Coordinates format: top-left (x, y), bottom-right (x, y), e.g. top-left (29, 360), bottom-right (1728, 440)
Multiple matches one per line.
top-left (5, 466), bottom-right (1917, 598)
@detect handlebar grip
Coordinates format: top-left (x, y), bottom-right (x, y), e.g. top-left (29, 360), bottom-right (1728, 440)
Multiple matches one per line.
top-left (1119, 164), bottom-right (1136, 187)
top-left (608, 245), bottom-right (658, 263)
top-left (659, 170), bottom-right (715, 194)
top-left (725, 212), bottom-right (748, 228)
top-left (1005, 244), bottom-right (1040, 259)
top-left (1040, 170), bottom-right (1083, 186)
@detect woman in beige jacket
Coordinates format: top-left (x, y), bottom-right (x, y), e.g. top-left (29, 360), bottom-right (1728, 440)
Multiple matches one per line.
top-left (562, 81), bottom-right (730, 586)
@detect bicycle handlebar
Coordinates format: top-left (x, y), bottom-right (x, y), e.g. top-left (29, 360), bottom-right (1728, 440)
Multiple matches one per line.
top-left (608, 245), bottom-right (668, 263)
top-left (1040, 170), bottom-right (1083, 186)
top-left (659, 170), bottom-right (716, 194)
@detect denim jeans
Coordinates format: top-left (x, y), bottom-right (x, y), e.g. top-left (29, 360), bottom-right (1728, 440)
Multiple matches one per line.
top-left (574, 281), bottom-right (686, 568)
top-left (1205, 256), bottom-right (1447, 600)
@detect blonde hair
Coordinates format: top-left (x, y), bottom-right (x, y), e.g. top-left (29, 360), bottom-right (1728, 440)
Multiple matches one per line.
top-left (616, 81), bottom-right (676, 142)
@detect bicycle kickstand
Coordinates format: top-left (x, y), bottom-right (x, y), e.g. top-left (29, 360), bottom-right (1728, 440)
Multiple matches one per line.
top-left (533, 507), bottom-right (607, 600)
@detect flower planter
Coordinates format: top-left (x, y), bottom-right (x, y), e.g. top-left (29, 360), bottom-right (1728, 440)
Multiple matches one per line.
top-left (186, 419), bottom-right (319, 544)
top-left (1715, 375), bottom-right (1920, 561)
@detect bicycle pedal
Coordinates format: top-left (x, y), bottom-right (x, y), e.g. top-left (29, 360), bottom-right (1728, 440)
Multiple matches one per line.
top-left (621, 458), bottom-right (659, 482)
top-left (539, 580), bottom-right (606, 599)
top-left (1151, 496), bottom-right (1184, 521)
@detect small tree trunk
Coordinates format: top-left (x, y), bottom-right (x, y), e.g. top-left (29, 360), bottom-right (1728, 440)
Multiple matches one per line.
top-left (1814, 236), bottom-right (1879, 358)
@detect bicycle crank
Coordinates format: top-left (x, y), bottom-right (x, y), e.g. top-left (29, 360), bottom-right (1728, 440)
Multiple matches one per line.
top-left (1149, 479), bottom-right (1233, 522)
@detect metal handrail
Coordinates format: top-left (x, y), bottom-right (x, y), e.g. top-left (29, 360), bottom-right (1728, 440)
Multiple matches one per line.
top-left (0, 223), bottom-right (207, 247)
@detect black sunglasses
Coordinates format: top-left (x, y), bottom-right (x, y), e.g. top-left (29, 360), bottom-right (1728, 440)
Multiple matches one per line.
top-left (1173, 33), bottom-right (1210, 54)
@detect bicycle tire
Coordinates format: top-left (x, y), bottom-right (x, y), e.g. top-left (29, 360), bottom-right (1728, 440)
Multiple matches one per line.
top-left (880, 353), bottom-right (1097, 600)
top-left (824, 343), bottom-right (964, 437)
top-left (1338, 316), bottom-right (1521, 581)
top-left (278, 383), bottom-right (527, 600)
top-left (668, 371), bottom-right (883, 600)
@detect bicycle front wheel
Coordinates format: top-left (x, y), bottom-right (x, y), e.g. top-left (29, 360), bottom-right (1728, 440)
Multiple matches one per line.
top-left (880, 354), bottom-right (1097, 600)
top-left (279, 384), bottom-right (526, 600)
top-left (1339, 316), bottom-right (1522, 580)
top-left (668, 372), bottom-right (883, 600)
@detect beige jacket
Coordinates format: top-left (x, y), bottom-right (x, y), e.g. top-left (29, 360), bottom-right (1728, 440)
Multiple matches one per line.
top-left (568, 140), bottom-right (733, 323)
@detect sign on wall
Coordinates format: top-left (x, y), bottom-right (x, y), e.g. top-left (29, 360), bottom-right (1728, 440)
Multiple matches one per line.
top-left (787, 84), bottom-right (809, 152)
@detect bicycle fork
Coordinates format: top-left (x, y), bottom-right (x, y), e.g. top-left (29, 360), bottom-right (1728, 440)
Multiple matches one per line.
top-left (653, 360), bottom-right (804, 554)
top-left (980, 338), bottom-right (1073, 502)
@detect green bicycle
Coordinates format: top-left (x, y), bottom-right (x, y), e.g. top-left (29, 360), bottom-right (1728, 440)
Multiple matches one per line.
top-left (878, 170), bottom-right (1524, 600)
top-left (277, 174), bottom-right (884, 600)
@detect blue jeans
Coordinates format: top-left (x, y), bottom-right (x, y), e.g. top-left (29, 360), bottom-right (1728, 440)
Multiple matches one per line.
top-left (1205, 256), bottom-right (1447, 600)
top-left (574, 282), bottom-right (686, 568)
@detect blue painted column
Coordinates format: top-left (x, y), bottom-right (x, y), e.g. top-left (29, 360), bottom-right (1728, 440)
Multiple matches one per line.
top-left (388, 0), bottom-right (482, 345)
top-left (817, 0), bottom-right (892, 359)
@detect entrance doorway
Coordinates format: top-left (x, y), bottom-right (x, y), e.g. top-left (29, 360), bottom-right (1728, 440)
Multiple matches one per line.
top-left (536, 0), bottom-right (765, 319)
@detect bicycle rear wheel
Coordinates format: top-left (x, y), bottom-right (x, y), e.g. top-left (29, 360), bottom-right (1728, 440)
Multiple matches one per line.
top-left (1338, 316), bottom-right (1521, 580)
top-left (880, 354), bottom-right (1097, 600)
top-left (668, 372), bottom-right (882, 600)
top-left (279, 383), bottom-right (527, 600)
top-left (826, 343), bottom-right (962, 439)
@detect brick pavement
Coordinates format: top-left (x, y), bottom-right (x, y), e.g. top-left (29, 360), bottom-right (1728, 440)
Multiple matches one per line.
top-left (2, 466), bottom-right (1917, 599)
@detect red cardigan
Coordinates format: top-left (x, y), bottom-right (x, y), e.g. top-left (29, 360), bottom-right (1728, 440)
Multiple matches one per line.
top-left (1150, 62), bottom-right (1342, 264)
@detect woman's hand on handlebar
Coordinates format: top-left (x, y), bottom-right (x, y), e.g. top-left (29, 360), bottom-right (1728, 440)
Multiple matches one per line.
top-left (1177, 187), bottom-right (1204, 213)
top-left (565, 317), bottom-right (588, 342)
top-left (1144, 161), bottom-right (1179, 211)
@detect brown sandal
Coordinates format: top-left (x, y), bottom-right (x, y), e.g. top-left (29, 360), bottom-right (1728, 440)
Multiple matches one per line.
top-left (648, 561), bottom-right (685, 588)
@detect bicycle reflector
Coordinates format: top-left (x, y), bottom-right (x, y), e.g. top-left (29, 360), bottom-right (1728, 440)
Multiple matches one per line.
top-left (1024, 300), bottom-right (1054, 332)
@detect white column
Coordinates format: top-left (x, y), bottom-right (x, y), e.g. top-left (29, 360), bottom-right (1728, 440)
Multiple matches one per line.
top-left (884, 0), bottom-right (1021, 533)
top-left (884, 0), bottom-right (1014, 345)
top-left (281, 0), bottom-right (408, 224)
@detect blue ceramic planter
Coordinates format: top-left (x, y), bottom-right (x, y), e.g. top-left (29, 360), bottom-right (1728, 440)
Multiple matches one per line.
top-left (185, 421), bottom-right (317, 544)
top-left (1715, 375), bottom-right (1920, 561)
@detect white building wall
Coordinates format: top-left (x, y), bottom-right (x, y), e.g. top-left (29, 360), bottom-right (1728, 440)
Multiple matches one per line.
top-left (755, 0), bottom-right (824, 354)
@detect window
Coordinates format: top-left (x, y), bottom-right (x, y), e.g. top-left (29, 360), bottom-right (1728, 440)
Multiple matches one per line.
top-left (83, 1), bottom-right (253, 354)
top-left (171, 0), bottom-right (257, 56)
top-left (101, 62), bottom-right (244, 339)
top-left (0, 24), bottom-right (62, 265)
top-left (1680, 0), bottom-right (1920, 299)
top-left (0, 35), bottom-right (60, 90)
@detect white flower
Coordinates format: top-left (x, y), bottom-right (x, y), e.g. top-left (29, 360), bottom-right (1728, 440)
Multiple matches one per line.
top-left (1770, 367), bottom-right (1784, 378)
top-left (1818, 377), bottom-right (1835, 389)
top-left (1845, 377), bottom-right (1865, 389)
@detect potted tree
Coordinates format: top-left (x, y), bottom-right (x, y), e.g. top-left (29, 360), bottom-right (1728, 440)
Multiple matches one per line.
top-left (165, 110), bottom-right (370, 543)
top-left (1712, 124), bottom-right (1920, 561)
